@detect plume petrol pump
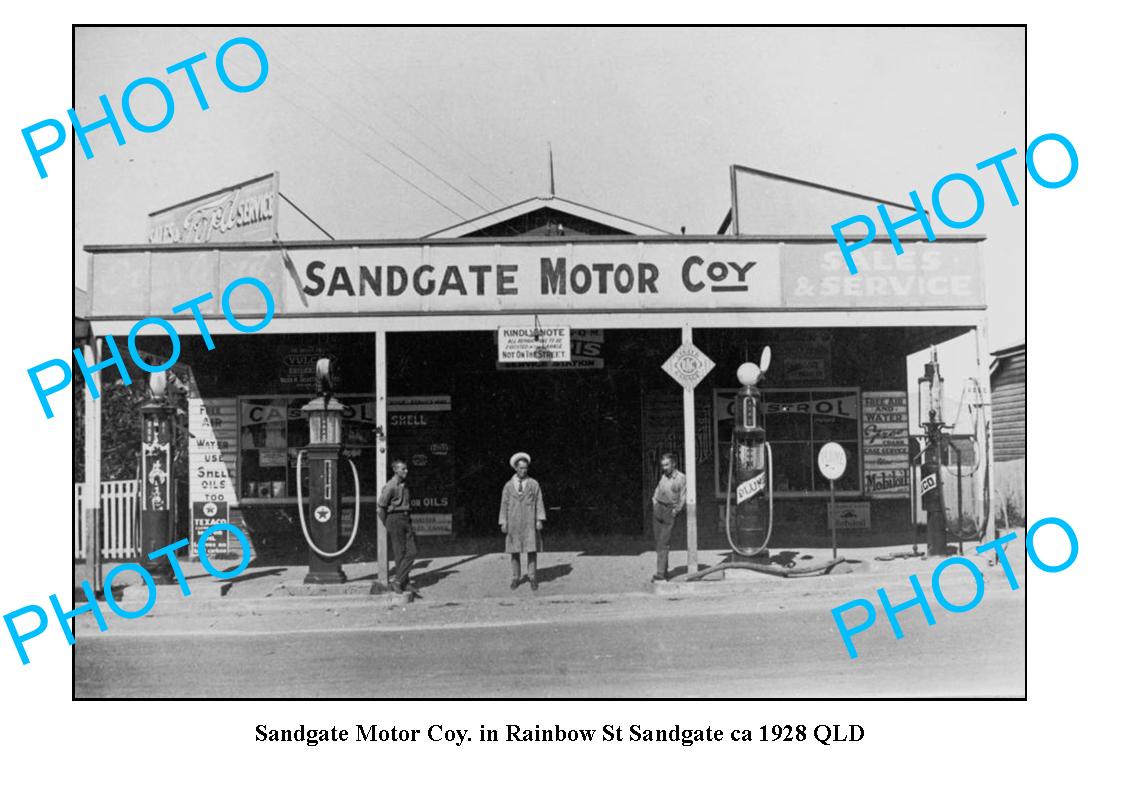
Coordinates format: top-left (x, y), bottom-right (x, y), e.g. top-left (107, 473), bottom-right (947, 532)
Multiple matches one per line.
top-left (295, 358), bottom-right (362, 583)
top-left (724, 347), bottom-right (774, 561)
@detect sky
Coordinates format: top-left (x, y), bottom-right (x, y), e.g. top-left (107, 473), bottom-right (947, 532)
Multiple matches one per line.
top-left (74, 26), bottom-right (1025, 348)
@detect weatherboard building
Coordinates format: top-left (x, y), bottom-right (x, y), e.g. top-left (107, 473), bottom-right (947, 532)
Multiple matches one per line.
top-left (75, 167), bottom-right (993, 569)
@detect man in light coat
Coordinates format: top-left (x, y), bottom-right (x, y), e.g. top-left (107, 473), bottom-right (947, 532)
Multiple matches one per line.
top-left (499, 452), bottom-right (546, 591)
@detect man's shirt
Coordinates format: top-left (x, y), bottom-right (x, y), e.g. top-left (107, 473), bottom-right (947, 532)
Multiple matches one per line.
top-left (378, 476), bottom-right (411, 514)
top-left (652, 469), bottom-right (687, 512)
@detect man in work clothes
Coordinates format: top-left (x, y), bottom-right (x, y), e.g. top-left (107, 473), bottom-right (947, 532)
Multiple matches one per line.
top-left (378, 459), bottom-right (418, 594)
top-left (650, 452), bottom-right (687, 582)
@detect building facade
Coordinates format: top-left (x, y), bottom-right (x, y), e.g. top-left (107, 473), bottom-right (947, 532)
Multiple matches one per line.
top-left (77, 179), bottom-right (994, 568)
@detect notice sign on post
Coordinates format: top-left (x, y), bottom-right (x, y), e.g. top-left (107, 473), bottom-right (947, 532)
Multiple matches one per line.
top-left (498, 326), bottom-right (571, 363)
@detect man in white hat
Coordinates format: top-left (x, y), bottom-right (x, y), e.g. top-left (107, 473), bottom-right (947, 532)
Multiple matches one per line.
top-left (499, 453), bottom-right (546, 590)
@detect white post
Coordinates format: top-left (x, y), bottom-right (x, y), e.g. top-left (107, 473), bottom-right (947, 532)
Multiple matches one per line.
top-left (83, 338), bottom-right (103, 590)
top-left (375, 328), bottom-right (389, 587)
top-left (682, 325), bottom-right (698, 574)
top-left (974, 322), bottom-right (998, 545)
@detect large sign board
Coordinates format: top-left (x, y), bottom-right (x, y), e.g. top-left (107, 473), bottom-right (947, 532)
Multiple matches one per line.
top-left (188, 397), bottom-right (240, 557)
top-left (862, 391), bottom-right (910, 498)
top-left (287, 241), bottom-right (783, 314)
top-left (90, 238), bottom-right (984, 319)
top-left (781, 241), bottom-right (984, 308)
top-left (147, 172), bottom-right (279, 245)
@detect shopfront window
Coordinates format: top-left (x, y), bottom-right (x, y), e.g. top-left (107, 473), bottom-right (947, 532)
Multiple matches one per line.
top-left (238, 394), bottom-right (378, 501)
top-left (714, 388), bottom-right (862, 496)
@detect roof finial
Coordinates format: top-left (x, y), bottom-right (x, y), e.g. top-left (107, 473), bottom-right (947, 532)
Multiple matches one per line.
top-left (548, 142), bottom-right (555, 198)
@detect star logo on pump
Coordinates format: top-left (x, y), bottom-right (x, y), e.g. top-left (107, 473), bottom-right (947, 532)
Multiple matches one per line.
top-left (314, 505), bottom-right (332, 523)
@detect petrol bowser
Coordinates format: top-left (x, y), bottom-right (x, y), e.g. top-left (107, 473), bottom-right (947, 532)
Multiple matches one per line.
top-left (724, 347), bottom-right (773, 560)
top-left (295, 358), bottom-right (362, 583)
top-left (139, 372), bottom-right (176, 583)
top-left (917, 347), bottom-right (949, 556)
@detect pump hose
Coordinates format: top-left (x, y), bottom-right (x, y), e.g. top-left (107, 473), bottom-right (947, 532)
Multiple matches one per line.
top-left (295, 449), bottom-right (362, 559)
top-left (724, 436), bottom-right (774, 558)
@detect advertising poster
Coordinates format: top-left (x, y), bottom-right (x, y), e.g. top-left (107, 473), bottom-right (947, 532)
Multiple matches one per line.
top-left (862, 391), bottom-right (910, 498)
top-left (188, 397), bottom-right (239, 556)
top-left (388, 396), bottom-right (454, 535)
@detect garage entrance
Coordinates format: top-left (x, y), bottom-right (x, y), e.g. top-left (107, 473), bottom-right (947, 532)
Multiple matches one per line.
top-left (388, 329), bottom-right (672, 539)
top-left (455, 367), bottom-right (643, 537)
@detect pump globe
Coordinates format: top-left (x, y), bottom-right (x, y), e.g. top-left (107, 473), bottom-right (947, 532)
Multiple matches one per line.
top-left (736, 362), bottom-right (762, 387)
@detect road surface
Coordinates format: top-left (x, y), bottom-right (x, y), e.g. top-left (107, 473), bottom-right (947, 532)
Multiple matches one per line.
top-left (75, 587), bottom-right (1024, 698)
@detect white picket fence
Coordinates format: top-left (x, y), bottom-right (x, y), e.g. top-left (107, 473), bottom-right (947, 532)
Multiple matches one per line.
top-left (73, 480), bottom-right (141, 560)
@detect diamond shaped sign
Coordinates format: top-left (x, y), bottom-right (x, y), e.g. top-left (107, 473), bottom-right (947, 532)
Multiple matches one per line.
top-left (662, 344), bottom-right (715, 390)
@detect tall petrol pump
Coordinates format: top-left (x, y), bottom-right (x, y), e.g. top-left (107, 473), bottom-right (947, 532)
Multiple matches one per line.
top-left (725, 347), bottom-right (774, 561)
top-left (918, 347), bottom-right (949, 556)
top-left (139, 372), bottom-right (176, 583)
top-left (295, 358), bottom-right (362, 583)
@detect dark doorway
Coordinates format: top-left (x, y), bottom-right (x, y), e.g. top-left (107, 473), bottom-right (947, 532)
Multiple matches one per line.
top-left (455, 367), bottom-right (643, 537)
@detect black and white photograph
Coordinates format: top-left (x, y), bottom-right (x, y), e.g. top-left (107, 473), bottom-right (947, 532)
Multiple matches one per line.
top-left (9, 6), bottom-right (1123, 790)
top-left (65, 25), bottom-right (1029, 699)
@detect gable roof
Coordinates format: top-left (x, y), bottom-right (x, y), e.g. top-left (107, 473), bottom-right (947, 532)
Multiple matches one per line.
top-left (425, 195), bottom-right (671, 238)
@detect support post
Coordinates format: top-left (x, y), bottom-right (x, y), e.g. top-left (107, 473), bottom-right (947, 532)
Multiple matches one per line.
top-left (829, 479), bottom-right (838, 560)
top-left (974, 322), bottom-right (999, 556)
top-left (682, 326), bottom-right (698, 574)
top-left (83, 338), bottom-right (103, 591)
top-left (375, 328), bottom-right (389, 587)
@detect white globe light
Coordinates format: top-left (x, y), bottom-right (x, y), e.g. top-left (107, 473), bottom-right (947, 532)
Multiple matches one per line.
top-left (737, 362), bottom-right (761, 386)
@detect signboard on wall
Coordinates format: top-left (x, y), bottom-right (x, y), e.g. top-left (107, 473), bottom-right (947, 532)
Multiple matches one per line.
top-left (192, 500), bottom-right (230, 557)
top-left (147, 172), bottom-right (279, 245)
top-left (188, 398), bottom-right (240, 556)
top-left (777, 337), bottom-right (832, 384)
top-left (780, 242), bottom-right (985, 308)
top-left (282, 241), bottom-right (783, 314)
top-left (829, 501), bottom-right (871, 530)
top-left (92, 238), bottom-right (984, 319)
top-left (388, 396), bottom-right (454, 536)
top-left (498, 326), bottom-right (571, 363)
top-left (279, 347), bottom-right (319, 392)
top-left (497, 329), bottom-right (605, 370)
top-left (862, 391), bottom-right (910, 498)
